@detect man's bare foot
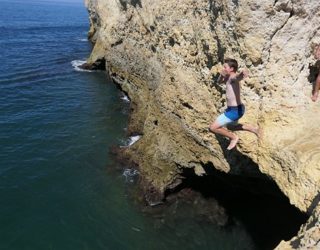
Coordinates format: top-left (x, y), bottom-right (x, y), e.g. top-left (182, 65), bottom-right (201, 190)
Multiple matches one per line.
top-left (311, 93), bottom-right (318, 102)
top-left (227, 136), bottom-right (239, 150)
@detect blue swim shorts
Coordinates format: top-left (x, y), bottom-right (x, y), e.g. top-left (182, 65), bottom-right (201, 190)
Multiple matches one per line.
top-left (216, 104), bottom-right (245, 126)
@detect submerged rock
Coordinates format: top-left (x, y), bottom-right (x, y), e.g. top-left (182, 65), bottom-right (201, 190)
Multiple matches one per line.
top-left (84, 0), bottom-right (320, 248)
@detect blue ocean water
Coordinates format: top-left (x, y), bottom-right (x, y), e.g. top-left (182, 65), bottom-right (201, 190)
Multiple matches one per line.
top-left (0, 1), bottom-right (306, 250)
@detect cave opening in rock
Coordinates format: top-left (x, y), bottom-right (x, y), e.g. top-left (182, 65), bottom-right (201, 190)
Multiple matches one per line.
top-left (91, 58), bottom-right (106, 71)
top-left (165, 164), bottom-right (308, 250)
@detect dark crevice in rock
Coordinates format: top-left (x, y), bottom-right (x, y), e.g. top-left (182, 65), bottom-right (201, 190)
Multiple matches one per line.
top-left (290, 237), bottom-right (302, 248)
top-left (274, 0), bottom-right (292, 13)
top-left (119, 0), bottom-right (142, 11)
top-left (165, 165), bottom-right (308, 250)
top-left (131, 0), bottom-right (142, 8)
top-left (308, 192), bottom-right (320, 214)
top-left (182, 102), bottom-right (194, 110)
top-left (150, 45), bottom-right (156, 53)
top-left (308, 61), bottom-right (320, 84)
top-left (172, 111), bottom-right (182, 119)
top-left (111, 39), bottom-right (123, 47)
top-left (251, 58), bottom-right (263, 67)
top-left (289, 9), bottom-right (294, 17)
top-left (232, 0), bottom-right (239, 7)
top-left (193, 8), bottom-right (203, 17)
top-left (109, 71), bottom-right (126, 84)
top-left (119, 0), bottom-right (128, 11)
top-left (168, 37), bottom-right (175, 47)
top-left (202, 41), bottom-right (214, 69)
top-left (270, 12), bottom-right (292, 42)
top-left (209, 0), bottom-right (223, 17)
top-left (207, 22), bottom-right (225, 64)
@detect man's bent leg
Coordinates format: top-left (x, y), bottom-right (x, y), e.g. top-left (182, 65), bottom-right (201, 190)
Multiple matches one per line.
top-left (232, 123), bottom-right (260, 137)
top-left (209, 120), bottom-right (239, 150)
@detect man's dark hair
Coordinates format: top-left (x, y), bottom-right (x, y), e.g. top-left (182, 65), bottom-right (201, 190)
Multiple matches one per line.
top-left (224, 58), bottom-right (238, 72)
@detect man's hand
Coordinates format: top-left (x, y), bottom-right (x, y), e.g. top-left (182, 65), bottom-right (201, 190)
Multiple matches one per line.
top-left (235, 68), bottom-right (249, 81)
top-left (241, 68), bottom-right (249, 78)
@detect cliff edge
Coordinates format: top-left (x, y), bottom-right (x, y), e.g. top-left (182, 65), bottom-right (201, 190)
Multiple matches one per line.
top-left (84, 0), bottom-right (320, 248)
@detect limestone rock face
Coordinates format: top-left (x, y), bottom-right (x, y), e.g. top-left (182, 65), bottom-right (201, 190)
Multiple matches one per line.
top-left (84, 0), bottom-right (320, 247)
top-left (276, 202), bottom-right (320, 249)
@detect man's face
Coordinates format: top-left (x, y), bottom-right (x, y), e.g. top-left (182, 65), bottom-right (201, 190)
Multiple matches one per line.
top-left (222, 63), bottom-right (233, 74)
top-left (315, 46), bottom-right (320, 60)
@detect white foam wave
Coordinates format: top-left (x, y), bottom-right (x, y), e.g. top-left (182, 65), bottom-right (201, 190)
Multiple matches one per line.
top-left (71, 60), bottom-right (92, 72)
top-left (121, 94), bottom-right (130, 102)
top-left (128, 135), bottom-right (141, 146)
top-left (78, 38), bottom-right (88, 42)
top-left (122, 168), bottom-right (140, 183)
top-left (119, 135), bottom-right (141, 148)
top-left (123, 168), bottom-right (140, 177)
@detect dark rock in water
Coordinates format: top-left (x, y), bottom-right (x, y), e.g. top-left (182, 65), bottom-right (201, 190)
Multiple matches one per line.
top-left (144, 184), bottom-right (165, 207)
top-left (79, 58), bottom-right (106, 71)
top-left (168, 188), bottom-right (229, 227)
top-left (140, 188), bottom-right (229, 228)
top-left (79, 62), bottom-right (93, 70)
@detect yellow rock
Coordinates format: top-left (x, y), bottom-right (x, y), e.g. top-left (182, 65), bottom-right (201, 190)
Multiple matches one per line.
top-left (85, 0), bottom-right (320, 247)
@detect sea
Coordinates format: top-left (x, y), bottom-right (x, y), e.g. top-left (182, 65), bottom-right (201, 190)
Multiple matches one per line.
top-left (0, 0), bottom-right (307, 249)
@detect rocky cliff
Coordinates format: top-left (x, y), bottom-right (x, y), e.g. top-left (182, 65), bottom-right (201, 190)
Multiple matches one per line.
top-left (84, 0), bottom-right (320, 248)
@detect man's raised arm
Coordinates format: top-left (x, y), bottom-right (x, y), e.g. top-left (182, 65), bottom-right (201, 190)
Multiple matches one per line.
top-left (235, 68), bottom-right (249, 82)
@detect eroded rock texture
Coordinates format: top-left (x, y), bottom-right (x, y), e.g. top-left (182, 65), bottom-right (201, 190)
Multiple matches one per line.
top-left (84, 0), bottom-right (320, 248)
top-left (276, 203), bottom-right (320, 249)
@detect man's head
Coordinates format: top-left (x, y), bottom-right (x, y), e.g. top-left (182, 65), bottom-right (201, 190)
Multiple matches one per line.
top-left (223, 58), bottom-right (238, 74)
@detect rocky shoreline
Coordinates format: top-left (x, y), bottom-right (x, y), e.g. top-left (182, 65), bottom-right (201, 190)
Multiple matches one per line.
top-left (84, 0), bottom-right (320, 248)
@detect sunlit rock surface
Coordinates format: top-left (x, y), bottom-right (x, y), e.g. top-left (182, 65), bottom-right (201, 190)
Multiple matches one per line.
top-left (84, 0), bottom-right (320, 248)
